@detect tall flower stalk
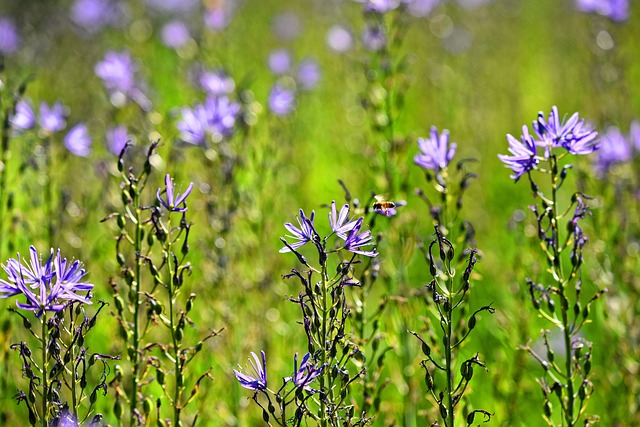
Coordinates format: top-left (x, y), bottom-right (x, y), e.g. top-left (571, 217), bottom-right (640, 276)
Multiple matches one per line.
top-left (409, 126), bottom-right (492, 426)
top-left (236, 202), bottom-right (378, 426)
top-left (499, 106), bottom-right (605, 426)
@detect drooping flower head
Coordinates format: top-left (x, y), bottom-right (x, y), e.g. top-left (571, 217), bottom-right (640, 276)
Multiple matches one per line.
top-left (285, 353), bottom-right (323, 391)
top-left (280, 209), bottom-right (316, 253)
top-left (0, 247), bottom-right (93, 317)
top-left (533, 106), bottom-right (598, 155)
top-left (414, 126), bottom-right (457, 172)
top-left (498, 125), bottom-right (540, 181)
top-left (157, 174), bottom-right (194, 212)
top-left (233, 351), bottom-right (267, 391)
top-left (64, 123), bottom-right (92, 157)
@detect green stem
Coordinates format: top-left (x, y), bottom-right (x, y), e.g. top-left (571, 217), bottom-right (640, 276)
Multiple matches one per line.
top-left (319, 262), bottom-right (329, 427)
top-left (41, 314), bottom-right (48, 427)
top-left (166, 215), bottom-right (182, 425)
top-left (550, 155), bottom-right (574, 426)
top-left (69, 307), bottom-right (78, 420)
top-left (130, 188), bottom-right (143, 426)
top-left (444, 274), bottom-right (454, 427)
top-left (44, 136), bottom-right (54, 248)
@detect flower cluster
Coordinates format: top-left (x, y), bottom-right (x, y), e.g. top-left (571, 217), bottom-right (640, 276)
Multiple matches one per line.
top-left (0, 246), bottom-right (93, 317)
top-left (499, 106), bottom-right (599, 181)
top-left (177, 94), bottom-right (241, 145)
top-left (280, 201), bottom-right (377, 258)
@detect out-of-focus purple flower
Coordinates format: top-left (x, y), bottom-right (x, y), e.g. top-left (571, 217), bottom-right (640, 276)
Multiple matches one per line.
top-left (343, 217), bottom-right (378, 257)
top-left (402, 0), bottom-right (442, 17)
top-left (161, 20), bottom-right (191, 49)
top-left (38, 101), bottom-right (67, 134)
top-left (356, 0), bottom-right (401, 13)
top-left (285, 353), bottom-right (323, 391)
top-left (177, 105), bottom-right (208, 146)
top-left (498, 125), bottom-right (539, 181)
top-left (296, 58), bottom-right (320, 91)
top-left (268, 83), bottom-right (296, 117)
top-left (329, 201), bottom-right (358, 239)
top-left (630, 120), bottom-right (640, 151)
top-left (326, 25), bottom-right (354, 53)
top-left (268, 49), bottom-right (292, 76)
top-left (234, 351), bottom-right (267, 391)
top-left (280, 209), bottom-right (316, 253)
top-left (0, 246), bottom-right (93, 318)
top-left (199, 69), bottom-right (235, 96)
top-left (10, 100), bottom-right (35, 133)
top-left (64, 124), bottom-right (92, 157)
top-left (593, 126), bottom-right (632, 175)
top-left (533, 106), bottom-right (599, 155)
top-left (203, 95), bottom-right (241, 139)
top-left (575, 0), bottom-right (628, 22)
top-left (106, 125), bottom-right (129, 155)
top-left (414, 126), bottom-right (457, 171)
top-left (273, 11), bottom-right (301, 41)
top-left (362, 22), bottom-right (387, 52)
top-left (94, 51), bottom-right (137, 96)
top-left (52, 410), bottom-right (78, 427)
top-left (204, 3), bottom-right (235, 31)
top-left (157, 174), bottom-right (193, 213)
top-left (0, 17), bottom-right (19, 55)
top-left (70, 0), bottom-right (119, 33)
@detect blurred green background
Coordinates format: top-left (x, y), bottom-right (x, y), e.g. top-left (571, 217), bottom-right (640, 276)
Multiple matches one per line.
top-left (0, 0), bottom-right (638, 425)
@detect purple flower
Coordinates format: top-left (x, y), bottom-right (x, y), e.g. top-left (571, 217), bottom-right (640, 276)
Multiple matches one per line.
top-left (280, 209), bottom-right (316, 253)
top-left (161, 20), bottom-right (191, 49)
top-left (177, 106), bottom-right (208, 146)
top-left (38, 101), bottom-right (67, 134)
top-left (593, 126), bottom-right (633, 175)
top-left (285, 353), bottom-right (323, 391)
top-left (204, 5), bottom-right (234, 31)
top-left (10, 99), bottom-right (35, 133)
top-left (326, 25), bottom-right (354, 53)
top-left (106, 125), bottom-right (130, 155)
top-left (343, 218), bottom-right (378, 257)
top-left (362, 22), bottom-right (387, 52)
top-left (329, 201), bottom-right (358, 239)
top-left (234, 351), bottom-right (267, 391)
top-left (0, 17), bottom-right (19, 55)
top-left (64, 124), bottom-right (92, 157)
top-left (94, 51), bottom-right (137, 96)
top-left (414, 126), bottom-right (457, 171)
top-left (356, 0), bottom-right (401, 13)
top-left (1, 247), bottom-right (93, 317)
top-left (202, 95), bottom-right (241, 139)
top-left (296, 59), bottom-right (321, 91)
top-left (268, 49), bottom-right (292, 76)
top-left (157, 174), bottom-right (194, 213)
top-left (403, 0), bottom-right (442, 17)
top-left (268, 83), bottom-right (296, 117)
top-left (199, 70), bottom-right (235, 96)
top-left (533, 106), bottom-right (599, 155)
top-left (575, 0), bottom-right (628, 21)
top-left (630, 120), bottom-right (640, 151)
top-left (70, 0), bottom-right (120, 33)
top-left (498, 125), bottom-right (539, 181)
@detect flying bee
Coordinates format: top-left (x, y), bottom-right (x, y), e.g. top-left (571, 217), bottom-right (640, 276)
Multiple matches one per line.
top-left (372, 195), bottom-right (400, 217)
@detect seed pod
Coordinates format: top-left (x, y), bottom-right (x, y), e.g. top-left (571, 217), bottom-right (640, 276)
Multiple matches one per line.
top-left (421, 342), bottom-right (431, 357)
top-left (467, 411), bottom-right (475, 425)
top-left (424, 369), bottom-right (434, 391)
top-left (439, 403), bottom-right (448, 420)
top-left (544, 401), bottom-right (552, 418)
top-left (156, 368), bottom-right (165, 385)
top-left (117, 214), bottom-right (126, 229)
top-left (468, 315), bottom-right (477, 331)
top-left (143, 398), bottom-right (152, 416)
top-left (114, 397), bottom-right (123, 419)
